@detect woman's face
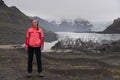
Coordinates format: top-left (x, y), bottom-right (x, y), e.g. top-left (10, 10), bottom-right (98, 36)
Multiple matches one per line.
top-left (32, 20), bottom-right (38, 26)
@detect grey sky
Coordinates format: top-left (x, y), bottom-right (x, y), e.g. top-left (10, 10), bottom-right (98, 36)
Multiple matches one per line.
top-left (4, 0), bottom-right (120, 22)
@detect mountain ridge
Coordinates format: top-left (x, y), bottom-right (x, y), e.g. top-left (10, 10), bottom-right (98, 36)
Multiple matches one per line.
top-left (103, 18), bottom-right (120, 33)
top-left (0, 0), bottom-right (57, 44)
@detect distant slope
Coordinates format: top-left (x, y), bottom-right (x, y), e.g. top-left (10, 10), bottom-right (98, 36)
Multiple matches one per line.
top-left (0, 0), bottom-right (57, 44)
top-left (103, 18), bottom-right (120, 33)
top-left (91, 21), bottom-right (112, 32)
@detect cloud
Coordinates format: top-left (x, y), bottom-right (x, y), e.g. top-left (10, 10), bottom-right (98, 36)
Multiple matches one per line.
top-left (4, 0), bottom-right (120, 21)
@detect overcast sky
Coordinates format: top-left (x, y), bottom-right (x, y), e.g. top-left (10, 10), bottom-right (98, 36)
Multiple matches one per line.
top-left (3, 0), bottom-right (120, 22)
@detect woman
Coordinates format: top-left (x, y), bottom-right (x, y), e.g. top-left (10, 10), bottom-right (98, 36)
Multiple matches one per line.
top-left (25, 20), bottom-right (44, 77)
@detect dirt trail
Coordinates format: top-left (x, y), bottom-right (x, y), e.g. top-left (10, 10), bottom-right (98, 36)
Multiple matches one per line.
top-left (0, 48), bottom-right (120, 80)
top-left (0, 45), bottom-right (23, 49)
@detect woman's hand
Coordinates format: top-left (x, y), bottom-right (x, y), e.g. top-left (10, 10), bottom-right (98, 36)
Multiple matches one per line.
top-left (23, 44), bottom-right (28, 50)
top-left (25, 47), bottom-right (28, 51)
top-left (41, 46), bottom-right (44, 50)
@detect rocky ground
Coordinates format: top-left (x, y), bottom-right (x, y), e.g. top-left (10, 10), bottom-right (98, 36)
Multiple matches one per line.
top-left (0, 48), bottom-right (120, 80)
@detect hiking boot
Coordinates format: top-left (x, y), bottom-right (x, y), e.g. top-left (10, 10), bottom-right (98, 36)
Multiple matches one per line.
top-left (27, 73), bottom-right (32, 78)
top-left (37, 72), bottom-right (44, 77)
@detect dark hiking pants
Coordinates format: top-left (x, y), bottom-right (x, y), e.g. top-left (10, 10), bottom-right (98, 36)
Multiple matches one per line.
top-left (27, 46), bottom-right (42, 73)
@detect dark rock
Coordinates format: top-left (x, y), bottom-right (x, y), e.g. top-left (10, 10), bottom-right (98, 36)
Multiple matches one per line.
top-left (0, 0), bottom-right (6, 7)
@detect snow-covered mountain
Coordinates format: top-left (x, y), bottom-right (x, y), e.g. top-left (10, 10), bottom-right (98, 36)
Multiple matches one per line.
top-left (31, 17), bottom-right (93, 32)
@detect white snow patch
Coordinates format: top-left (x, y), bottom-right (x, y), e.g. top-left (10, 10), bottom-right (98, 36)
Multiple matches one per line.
top-left (42, 41), bottom-right (58, 52)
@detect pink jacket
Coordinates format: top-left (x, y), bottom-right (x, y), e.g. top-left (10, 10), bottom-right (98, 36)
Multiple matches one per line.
top-left (25, 27), bottom-right (44, 48)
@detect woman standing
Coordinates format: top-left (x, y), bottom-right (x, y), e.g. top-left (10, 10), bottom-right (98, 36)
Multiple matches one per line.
top-left (25, 20), bottom-right (44, 77)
